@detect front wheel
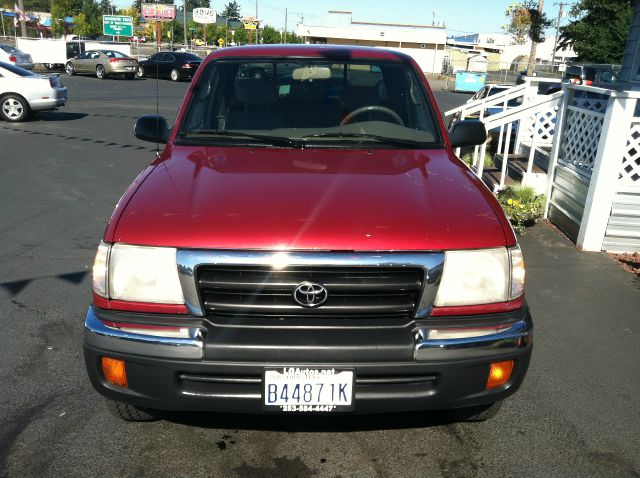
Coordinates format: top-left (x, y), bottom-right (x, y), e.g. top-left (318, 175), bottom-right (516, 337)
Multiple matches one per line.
top-left (106, 399), bottom-right (158, 422)
top-left (170, 68), bottom-right (180, 82)
top-left (1, 94), bottom-right (30, 122)
top-left (65, 62), bottom-right (75, 76)
top-left (96, 64), bottom-right (107, 79)
top-left (136, 66), bottom-right (144, 78)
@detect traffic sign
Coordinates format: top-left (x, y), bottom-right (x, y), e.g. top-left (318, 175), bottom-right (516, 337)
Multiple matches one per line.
top-left (103, 15), bottom-right (133, 37)
top-left (193, 8), bottom-right (216, 24)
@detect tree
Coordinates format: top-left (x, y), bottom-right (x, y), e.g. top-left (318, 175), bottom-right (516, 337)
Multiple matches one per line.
top-left (73, 0), bottom-right (102, 37)
top-left (24, 0), bottom-right (52, 12)
top-left (51, 0), bottom-right (83, 34)
top-left (504, 1), bottom-right (552, 45)
top-left (118, 5), bottom-right (140, 26)
top-left (99, 0), bottom-right (112, 14)
top-left (559, 0), bottom-right (633, 64)
top-left (222, 0), bottom-right (240, 18)
top-left (504, 1), bottom-right (552, 74)
top-left (187, 0), bottom-right (209, 10)
top-left (260, 25), bottom-right (280, 44)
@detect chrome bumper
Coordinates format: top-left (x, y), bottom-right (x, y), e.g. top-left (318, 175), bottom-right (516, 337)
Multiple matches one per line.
top-left (83, 307), bottom-right (204, 359)
top-left (414, 318), bottom-right (532, 361)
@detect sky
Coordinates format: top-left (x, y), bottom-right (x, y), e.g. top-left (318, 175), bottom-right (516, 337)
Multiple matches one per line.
top-left (113, 0), bottom-right (575, 35)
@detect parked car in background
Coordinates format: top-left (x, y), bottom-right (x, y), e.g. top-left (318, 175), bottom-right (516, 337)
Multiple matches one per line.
top-left (65, 50), bottom-right (139, 79)
top-left (137, 51), bottom-right (203, 81)
top-left (562, 64), bottom-right (619, 86)
top-left (129, 36), bottom-right (147, 43)
top-left (84, 45), bottom-right (532, 423)
top-left (0, 61), bottom-right (67, 122)
top-left (0, 44), bottom-right (35, 70)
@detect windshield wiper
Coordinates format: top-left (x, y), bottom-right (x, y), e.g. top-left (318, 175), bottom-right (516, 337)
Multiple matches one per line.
top-left (300, 132), bottom-right (431, 148)
top-left (179, 130), bottom-right (303, 148)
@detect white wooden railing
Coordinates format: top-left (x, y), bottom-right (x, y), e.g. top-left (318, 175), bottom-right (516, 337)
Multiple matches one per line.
top-left (443, 78), bottom-right (562, 191)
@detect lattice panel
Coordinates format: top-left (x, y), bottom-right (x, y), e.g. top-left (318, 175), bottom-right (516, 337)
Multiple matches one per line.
top-left (620, 123), bottom-right (640, 184)
top-left (570, 93), bottom-right (609, 114)
top-left (558, 109), bottom-right (604, 176)
top-left (519, 106), bottom-right (558, 147)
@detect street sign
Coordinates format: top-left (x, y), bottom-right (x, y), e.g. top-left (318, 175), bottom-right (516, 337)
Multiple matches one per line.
top-left (217, 38), bottom-right (224, 46)
top-left (141, 4), bottom-right (176, 21)
top-left (193, 8), bottom-right (216, 24)
top-left (242, 19), bottom-right (258, 30)
top-left (103, 15), bottom-right (133, 37)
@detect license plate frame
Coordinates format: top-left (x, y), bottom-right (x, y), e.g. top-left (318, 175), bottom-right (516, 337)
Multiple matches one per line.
top-left (262, 367), bottom-right (355, 412)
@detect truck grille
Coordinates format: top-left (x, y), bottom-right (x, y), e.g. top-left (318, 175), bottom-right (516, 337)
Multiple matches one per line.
top-left (196, 266), bottom-right (424, 318)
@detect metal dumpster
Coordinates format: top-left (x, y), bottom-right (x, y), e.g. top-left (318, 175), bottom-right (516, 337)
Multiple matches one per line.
top-left (454, 71), bottom-right (487, 93)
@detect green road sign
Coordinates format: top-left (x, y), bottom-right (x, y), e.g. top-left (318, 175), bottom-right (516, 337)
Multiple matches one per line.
top-left (103, 15), bottom-right (133, 37)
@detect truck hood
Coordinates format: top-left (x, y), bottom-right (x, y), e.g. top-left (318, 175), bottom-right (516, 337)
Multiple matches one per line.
top-left (109, 146), bottom-right (510, 250)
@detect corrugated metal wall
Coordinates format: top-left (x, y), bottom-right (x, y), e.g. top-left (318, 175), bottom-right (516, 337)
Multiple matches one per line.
top-left (547, 165), bottom-right (590, 243)
top-left (603, 186), bottom-right (640, 252)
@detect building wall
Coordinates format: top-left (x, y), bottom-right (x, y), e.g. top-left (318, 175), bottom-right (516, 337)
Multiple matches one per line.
top-left (620, 1), bottom-right (640, 83)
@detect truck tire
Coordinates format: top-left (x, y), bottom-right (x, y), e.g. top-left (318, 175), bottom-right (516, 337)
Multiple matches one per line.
top-left (446, 400), bottom-right (503, 422)
top-left (106, 399), bottom-right (158, 422)
top-left (1, 94), bottom-right (30, 122)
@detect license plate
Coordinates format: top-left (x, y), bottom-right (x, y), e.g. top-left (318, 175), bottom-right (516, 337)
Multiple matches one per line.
top-left (126, 66), bottom-right (134, 70)
top-left (263, 368), bottom-right (354, 412)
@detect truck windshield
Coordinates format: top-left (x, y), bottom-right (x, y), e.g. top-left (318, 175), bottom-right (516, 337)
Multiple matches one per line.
top-left (178, 59), bottom-right (442, 148)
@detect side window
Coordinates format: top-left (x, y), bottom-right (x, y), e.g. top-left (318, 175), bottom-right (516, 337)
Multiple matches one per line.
top-left (90, 51), bottom-right (100, 59)
top-left (165, 54), bottom-right (175, 63)
top-left (149, 54), bottom-right (159, 62)
top-left (584, 68), bottom-right (596, 81)
top-left (600, 70), bottom-right (617, 83)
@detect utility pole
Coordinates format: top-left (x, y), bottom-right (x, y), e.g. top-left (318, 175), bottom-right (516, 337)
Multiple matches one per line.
top-left (552, 2), bottom-right (567, 64)
top-left (283, 8), bottom-right (287, 43)
top-left (526, 0), bottom-right (544, 76)
top-left (17, 0), bottom-right (26, 37)
top-left (183, 0), bottom-right (187, 47)
top-left (255, 0), bottom-right (258, 44)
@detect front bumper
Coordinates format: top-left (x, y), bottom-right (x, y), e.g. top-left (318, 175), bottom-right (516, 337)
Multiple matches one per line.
top-left (84, 306), bottom-right (533, 414)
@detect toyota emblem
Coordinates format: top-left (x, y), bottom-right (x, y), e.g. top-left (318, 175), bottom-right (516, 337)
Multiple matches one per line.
top-left (293, 281), bottom-right (328, 308)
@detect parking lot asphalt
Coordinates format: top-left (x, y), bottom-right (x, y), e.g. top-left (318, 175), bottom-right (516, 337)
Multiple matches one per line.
top-left (1, 74), bottom-right (639, 478)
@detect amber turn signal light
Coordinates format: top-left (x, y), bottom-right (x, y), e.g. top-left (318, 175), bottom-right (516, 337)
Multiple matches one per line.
top-left (486, 360), bottom-right (514, 389)
top-left (101, 357), bottom-right (128, 388)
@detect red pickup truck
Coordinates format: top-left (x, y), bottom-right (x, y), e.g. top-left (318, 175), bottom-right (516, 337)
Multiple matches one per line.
top-left (84, 45), bottom-right (532, 422)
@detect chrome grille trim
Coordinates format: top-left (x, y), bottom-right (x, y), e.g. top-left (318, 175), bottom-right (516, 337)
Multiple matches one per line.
top-left (176, 250), bottom-right (445, 318)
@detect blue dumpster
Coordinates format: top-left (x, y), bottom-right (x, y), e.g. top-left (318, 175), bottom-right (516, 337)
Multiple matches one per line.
top-left (454, 71), bottom-right (487, 93)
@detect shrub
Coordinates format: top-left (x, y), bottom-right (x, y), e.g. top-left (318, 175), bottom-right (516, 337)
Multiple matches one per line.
top-left (495, 185), bottom-right (545, 235)
top-left (460, 150), bottom-right (494, 170)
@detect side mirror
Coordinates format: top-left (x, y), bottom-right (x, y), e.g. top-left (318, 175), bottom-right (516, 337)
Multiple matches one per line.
top-left (449, 120), bottom-right (487, 148)
top-left (134, 114), bottom-right (171, 143)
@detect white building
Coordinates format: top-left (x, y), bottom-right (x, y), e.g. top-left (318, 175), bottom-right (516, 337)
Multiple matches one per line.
top-left (295, 11), bottom-right (448, 74)
top-left (449, 32), bottom-right (576, 66)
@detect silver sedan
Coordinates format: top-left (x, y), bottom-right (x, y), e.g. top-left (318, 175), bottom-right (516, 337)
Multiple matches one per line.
top-left (65, 50), bottom-right (138, 79)
top-left (0, 61), bottom-right (67, 122)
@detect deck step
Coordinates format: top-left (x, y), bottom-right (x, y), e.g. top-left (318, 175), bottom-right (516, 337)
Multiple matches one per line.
top-left (494, 155), bottom-right (546, 180)
top-left (481, 167), bottom-right (516, 193)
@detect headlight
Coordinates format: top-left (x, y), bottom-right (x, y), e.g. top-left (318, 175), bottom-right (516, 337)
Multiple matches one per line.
top-left (92, 242), bottom-right (184, 304)
top-left (434, 246), bottom-right (523, 307)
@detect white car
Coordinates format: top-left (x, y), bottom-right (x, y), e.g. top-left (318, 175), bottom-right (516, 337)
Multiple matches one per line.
top-left (0, 61), bottom-right (68, 122)
top-left (0, 44), bottom-right (35, 70)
